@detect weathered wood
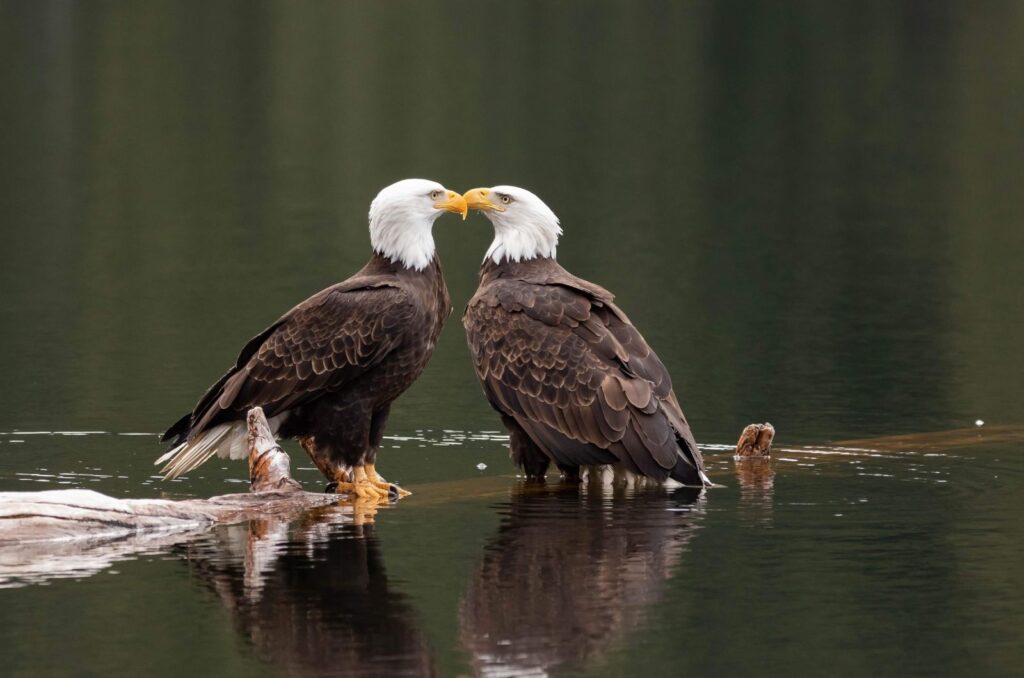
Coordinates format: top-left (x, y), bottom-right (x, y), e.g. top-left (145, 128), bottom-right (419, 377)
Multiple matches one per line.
top-left (0, 407), bottom-right (339, 545)
top-left (245, 407), bottom-right (304, 493)
top-left (735, 422), bottom-right (775, 458)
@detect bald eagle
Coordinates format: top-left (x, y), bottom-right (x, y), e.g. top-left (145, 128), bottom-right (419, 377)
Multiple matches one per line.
top-left (462, 185), bottom-right (710, 487)
top-left (157, 179), bottom-right (466, 500)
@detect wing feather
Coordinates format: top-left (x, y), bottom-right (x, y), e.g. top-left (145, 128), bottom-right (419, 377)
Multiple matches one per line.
top-left (164, 280), bottom-right (415, 450)
top-left (465, 274), bottom-right (705, 483)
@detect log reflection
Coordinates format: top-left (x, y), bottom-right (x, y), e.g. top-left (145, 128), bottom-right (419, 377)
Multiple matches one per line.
top-left (184, 506), bottom-right (436, 677)
top-left (735, 458), bottom-right (775, 527)
top-left (459, 485), bottom-right (705, 676)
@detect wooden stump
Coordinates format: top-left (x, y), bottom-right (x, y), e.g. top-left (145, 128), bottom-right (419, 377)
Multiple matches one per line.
top-left (735, 422), bottom-right (775, 458)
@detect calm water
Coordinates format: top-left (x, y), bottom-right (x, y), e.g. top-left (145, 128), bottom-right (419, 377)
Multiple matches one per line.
top-left (1, 2), bottom-right (1023, 676)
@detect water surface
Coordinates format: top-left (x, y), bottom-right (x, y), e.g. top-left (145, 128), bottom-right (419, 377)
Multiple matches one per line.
top-left (1, 2), bottom-right (1022, 676)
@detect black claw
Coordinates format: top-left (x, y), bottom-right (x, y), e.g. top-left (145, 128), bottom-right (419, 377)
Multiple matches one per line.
top-left (324, 481), bottom-right (339, 494)
top-left (387, 484), bottom-right (401, 501)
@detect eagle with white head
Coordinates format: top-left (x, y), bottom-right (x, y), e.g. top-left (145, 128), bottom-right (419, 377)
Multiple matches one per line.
top-left (462, 185), bottom-right (710, 487)
top-left (158, 178), bottom-right (466, 500)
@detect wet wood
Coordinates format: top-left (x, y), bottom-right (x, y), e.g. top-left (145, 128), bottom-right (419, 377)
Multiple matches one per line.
top-left (399, 475), bottom-right (525, 508)
top-left (0, 408), bottom-right (339, 544)
top-left (735, 422), bottom-right (775, 458)
top-left (835, 424), bottom-right (1024, 452)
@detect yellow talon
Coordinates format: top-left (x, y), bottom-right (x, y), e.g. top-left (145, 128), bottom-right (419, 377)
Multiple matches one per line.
top-left (365, 463), bottom-right (412, 498)
top-left (332, 481), bottom-right (356, 495)
top-left (353, 466), bottom-right (388, 502)
top-left (331, 466), bottom-right (386, 501)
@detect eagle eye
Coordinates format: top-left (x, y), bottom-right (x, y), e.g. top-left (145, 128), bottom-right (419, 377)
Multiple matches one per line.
top-left (430, 190), bottom-right (441, 200)
top-left (500, 194), bottom-right (512, 204)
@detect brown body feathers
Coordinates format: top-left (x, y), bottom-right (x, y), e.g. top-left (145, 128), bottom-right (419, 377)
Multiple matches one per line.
top-left (463, 257), bottom-right (707, 486)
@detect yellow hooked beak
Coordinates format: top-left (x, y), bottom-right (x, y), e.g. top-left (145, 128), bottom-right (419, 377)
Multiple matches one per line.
top-left (434, 190), bottom-right (468, 220)
top-left (463, 187), bottom-right (505, 212)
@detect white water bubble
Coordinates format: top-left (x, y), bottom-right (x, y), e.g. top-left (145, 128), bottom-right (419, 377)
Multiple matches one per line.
top-left (975, 419), bottom-right (984, 427)
top-left (476, 463), bottom-right (487, 470)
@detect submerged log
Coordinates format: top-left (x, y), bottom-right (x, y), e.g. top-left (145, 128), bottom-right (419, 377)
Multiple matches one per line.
top-left (835, 424), bottom-right (1024, 452)
top-left (0, 408), bottom-right (340, 545)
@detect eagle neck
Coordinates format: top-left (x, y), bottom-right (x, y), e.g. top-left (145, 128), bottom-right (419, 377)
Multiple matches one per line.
top-left (364, 250), bottom-right (441, 278)
top-left (479, 256), bottom-right (562, 284)
top-left (369, 210), bottom-right (437, 272)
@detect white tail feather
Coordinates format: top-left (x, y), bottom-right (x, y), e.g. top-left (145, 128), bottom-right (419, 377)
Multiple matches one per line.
top-left (158, 424), bottom-right (234, 479)
top-left (156, 414), bottom-right (286, 480)
top-left (154, 442), bottom-right (185, 466)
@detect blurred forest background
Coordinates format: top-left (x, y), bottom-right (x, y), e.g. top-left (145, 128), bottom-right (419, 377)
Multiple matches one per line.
top-left (0, 0), bottom-right (1021, 443)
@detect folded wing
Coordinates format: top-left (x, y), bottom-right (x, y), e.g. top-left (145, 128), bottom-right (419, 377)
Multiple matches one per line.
top-left (159, 280), bottom-right (415, 478)
top-left (465, 278), bottom-right (704, 482)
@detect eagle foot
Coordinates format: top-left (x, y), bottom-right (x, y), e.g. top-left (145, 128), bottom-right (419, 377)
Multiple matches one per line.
top-left (389, 484), bottom-right (412, 499)
top-left (336, 466), bottom-right (391, 503)
top-left (331, 479), bottom-right (387, 502)
top-left (365, 464), bottom-right (412, 499)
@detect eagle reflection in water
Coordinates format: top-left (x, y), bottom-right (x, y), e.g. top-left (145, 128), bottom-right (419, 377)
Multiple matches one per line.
top-left (182, 507), bottom-right (436, 677)
top-left (459, 484), bottom-right (706, 676)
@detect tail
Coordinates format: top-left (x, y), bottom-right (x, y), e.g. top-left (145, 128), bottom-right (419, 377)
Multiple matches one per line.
top-left (155, 420), bottom-right (250, 480)
top-left (156, 322), bottom-right (288, 478)
top-left (161, 411), bottom-right (192, 445)
top-left (658, 395), bottom-right (712, 487)
top-left (669, 433), bottom-right (712, 488)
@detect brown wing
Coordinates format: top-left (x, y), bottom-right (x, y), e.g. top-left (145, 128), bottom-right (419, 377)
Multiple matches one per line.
top-left (465, 279), bottom-right (704, 481)
top-left (164, 281), bottom-right (416, 444)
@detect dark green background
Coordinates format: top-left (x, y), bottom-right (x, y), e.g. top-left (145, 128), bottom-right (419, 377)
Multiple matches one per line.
top-left (0, 2), bottom-right (1021, 676)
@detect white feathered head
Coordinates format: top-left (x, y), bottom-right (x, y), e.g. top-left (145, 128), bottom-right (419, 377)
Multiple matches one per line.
top-left (463, 185), bottom-right (562, 264)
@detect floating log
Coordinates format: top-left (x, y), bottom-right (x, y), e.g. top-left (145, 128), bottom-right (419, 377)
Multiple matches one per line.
top-left (0, 408), bottom-right (340, 545)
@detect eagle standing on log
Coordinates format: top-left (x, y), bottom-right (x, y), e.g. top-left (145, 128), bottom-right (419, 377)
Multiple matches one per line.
top-left (157, 179), bottom-right (466, 500)
top-left (462, 186), bottom-right (710, 487)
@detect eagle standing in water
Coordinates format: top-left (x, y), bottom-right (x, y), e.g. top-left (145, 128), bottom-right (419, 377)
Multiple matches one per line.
top-left (462, 186), bottom-right (710, 487)
top-left (157, 179), bottom-right (466, 500)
